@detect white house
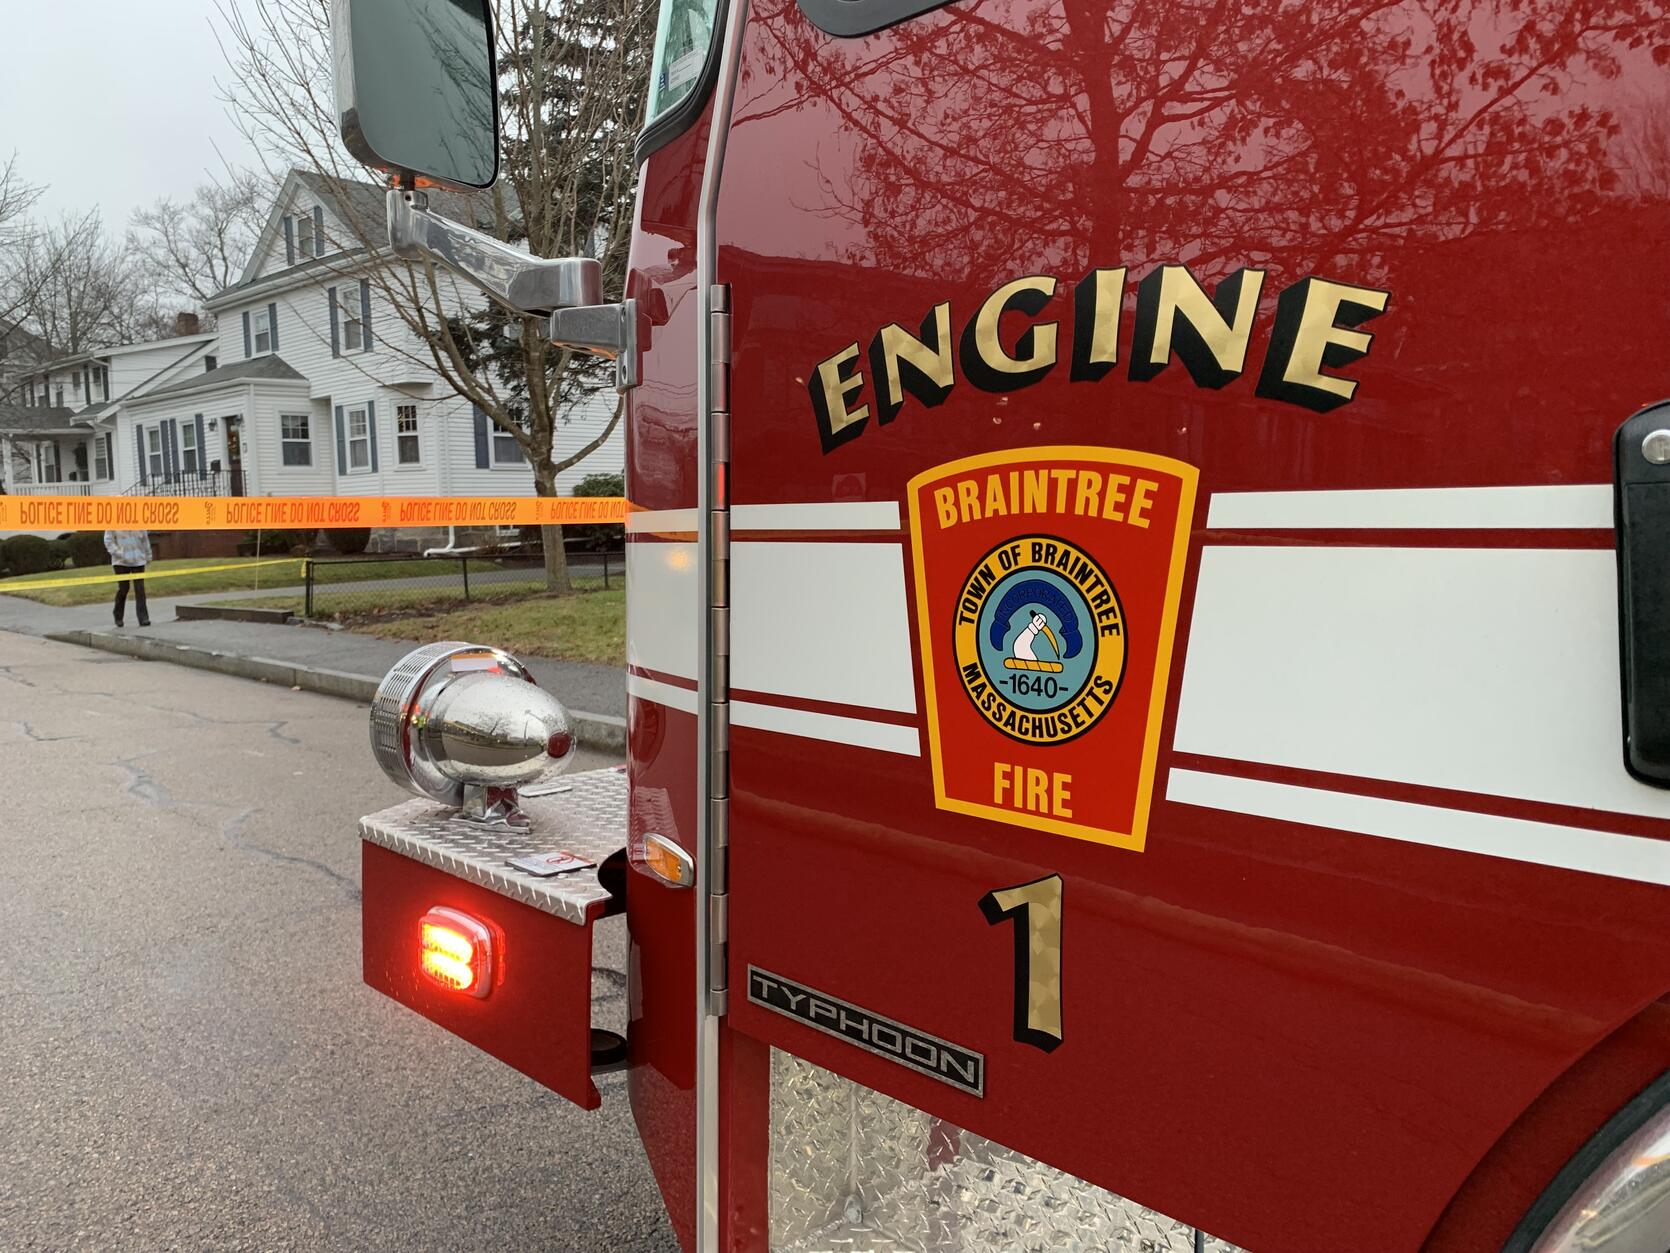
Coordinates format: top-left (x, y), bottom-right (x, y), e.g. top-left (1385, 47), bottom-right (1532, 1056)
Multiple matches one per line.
top-left (2, 170), bottom-right (623, 549)
top-left (0, 333), bottom-right (220, 494)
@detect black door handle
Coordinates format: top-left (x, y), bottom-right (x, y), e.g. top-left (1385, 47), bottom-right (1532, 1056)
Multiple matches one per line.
top-left (1614, 400), bottom-right (1670, 785)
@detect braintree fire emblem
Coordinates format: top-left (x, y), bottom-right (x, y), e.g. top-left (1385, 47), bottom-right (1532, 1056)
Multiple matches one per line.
top-left (908, 446), bottom-right (1198, 850)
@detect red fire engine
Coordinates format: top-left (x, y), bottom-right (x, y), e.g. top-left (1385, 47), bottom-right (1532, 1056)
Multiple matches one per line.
top-left (333, 0), bottom-right (1670, 1248)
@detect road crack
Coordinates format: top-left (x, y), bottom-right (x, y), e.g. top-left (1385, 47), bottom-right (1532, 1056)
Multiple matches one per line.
top-left (11, 720), bottom-right (81, 743)
top-left (114, 751), bottom-right (173, 807)
top-left (221, 808), bottom-right (361, 902)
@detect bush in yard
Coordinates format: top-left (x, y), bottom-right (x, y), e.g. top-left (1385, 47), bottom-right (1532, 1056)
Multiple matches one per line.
top-left (566, 472), bottom-right (626, 553)
top-left (1, 535), bottom-right (64, 576)
top-left (253, 528), bottom-right (317, 554)
top-left (330, 528), bottom-right (371, 554)
top-left (65, 532), bottom-right (111, 568)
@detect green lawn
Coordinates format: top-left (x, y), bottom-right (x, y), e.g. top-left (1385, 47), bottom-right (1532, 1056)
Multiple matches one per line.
top-left (356, 589), bottom-right (625, 665)
top-left (0, 556), bottom-right (309, 606)
top-left (205, 578), bottom-right (623, 666)
top-left (0, 554), bottom-right (537, 607)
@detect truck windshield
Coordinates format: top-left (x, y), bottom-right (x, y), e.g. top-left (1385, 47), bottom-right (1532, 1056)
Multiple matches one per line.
top-left (647, 0), bottom-right (719, 121)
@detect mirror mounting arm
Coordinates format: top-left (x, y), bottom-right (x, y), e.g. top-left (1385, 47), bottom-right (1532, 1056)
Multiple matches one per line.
top-left (387, 190), bottom-right (638, 390)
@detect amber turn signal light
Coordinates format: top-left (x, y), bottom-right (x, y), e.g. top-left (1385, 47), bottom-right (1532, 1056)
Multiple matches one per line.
top-left (641, 832), bottom-right (695, 888)
top-left (419, 906), bottom-right (495, 998)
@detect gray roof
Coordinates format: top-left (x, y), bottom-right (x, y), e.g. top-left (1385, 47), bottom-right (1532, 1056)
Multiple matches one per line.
top-left (0, 403), bottom-right (81, 435)
top-left (294, 169), bottom-right (512, 237)
top-left (211, 169), bottom-right (519, 306)
top-left (138, 355), bottom-right (306, 401)
top-left (0, 409), bottom-right (78, 434)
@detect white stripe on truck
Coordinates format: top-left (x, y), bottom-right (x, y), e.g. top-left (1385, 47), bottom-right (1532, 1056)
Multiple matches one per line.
top-left (1175, 545), bottom-right (1670, 821)
top-left (1205, 483), bottom-right (1612, 530)
top-left (1167, 769), bottom-right (1670, 887)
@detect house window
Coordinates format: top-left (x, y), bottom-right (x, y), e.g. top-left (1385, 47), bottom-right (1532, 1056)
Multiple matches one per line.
top-left (146, 426), bottom-right (164, 479)
top-left (253, 308), bottom-right (272, 355)
top-left (54, 384), bottom-right (64, 407)
top-left (73, 373), bottom-right (82, 397)
top-left (296, 213), bottom-right (314, 258)
top-left (98, 366), bottom-right (108, 400)
top-left (347, 406), bottom-right (371, 470)
top-left (396, 404), bottom-right (420, 465)
top-left (280, 414), bottom-right (312, 466)
top-left (343, 311), bottom-right (363, 352)
top-left (491, 426), bottom-right (526, 465)
top-left (181, 421), bottom-right (199, 474)
top-left (204, 355), bottom-right (217, 372)
top-left (94, 438), bottom-right (109, 481)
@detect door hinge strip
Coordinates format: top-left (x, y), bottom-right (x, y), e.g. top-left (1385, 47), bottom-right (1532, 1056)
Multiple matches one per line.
top-left (705, 281), bottom-right (733, 1013)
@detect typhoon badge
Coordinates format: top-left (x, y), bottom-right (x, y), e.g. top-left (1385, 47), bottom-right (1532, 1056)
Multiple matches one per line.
top-left (908, 447), bottom-right (1197, 850)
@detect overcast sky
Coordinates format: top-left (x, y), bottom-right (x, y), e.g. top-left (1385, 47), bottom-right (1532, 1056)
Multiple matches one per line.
top-left (1, 0), bottom-right (264, 229)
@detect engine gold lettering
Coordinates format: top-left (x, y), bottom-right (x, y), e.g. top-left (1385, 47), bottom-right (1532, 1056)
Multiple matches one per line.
top-left (809, 342), bottom-right (870, 452)
top-left (1130, 265), bottom-right (1265, 388)
top-left (869, 302), bottom-right (954, 424)
top-left (806, 263), bottom-right (1390, 453)
top-left (1256, 277), bottom-right (1390, 412)
top-left (960, 275), bottom-right (1058, 392)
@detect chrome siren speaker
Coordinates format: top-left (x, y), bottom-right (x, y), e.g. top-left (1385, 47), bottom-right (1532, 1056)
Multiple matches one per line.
top-left (370, 642), bottom-right (576, 825)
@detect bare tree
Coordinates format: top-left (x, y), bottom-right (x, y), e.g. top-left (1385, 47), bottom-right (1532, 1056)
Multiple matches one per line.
top-left (8, 211), bottom-right (154, 361)
top-left (216, 0), bottom-right (652, 591)
top-left (128, 169), bottom-right (274, 315)
top-left (0, 154), bottom-right (51, 390)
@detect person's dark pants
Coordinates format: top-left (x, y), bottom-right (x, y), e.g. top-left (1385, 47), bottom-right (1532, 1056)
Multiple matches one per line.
top-left (113, 565), bottom-right (149, 626)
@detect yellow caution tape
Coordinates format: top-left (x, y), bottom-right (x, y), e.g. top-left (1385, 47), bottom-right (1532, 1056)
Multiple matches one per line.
top-left (0, 557), bottom-right (304, 593)
top-left (0, 495), bottom-right (628, 533)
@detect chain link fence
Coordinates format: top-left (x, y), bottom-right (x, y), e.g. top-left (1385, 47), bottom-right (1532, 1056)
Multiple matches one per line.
top-left (302, 545), bottom-right (620, 620)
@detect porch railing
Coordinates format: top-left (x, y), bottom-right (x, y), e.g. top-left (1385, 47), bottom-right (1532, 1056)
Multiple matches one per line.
top-left (4, 481), bottom-right (100, 497)
top-left (123, 470), bottom-right (229, 498)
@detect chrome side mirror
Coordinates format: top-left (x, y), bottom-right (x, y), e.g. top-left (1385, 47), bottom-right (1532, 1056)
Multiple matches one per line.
top-left (332, 0), bottom-right (500, 191)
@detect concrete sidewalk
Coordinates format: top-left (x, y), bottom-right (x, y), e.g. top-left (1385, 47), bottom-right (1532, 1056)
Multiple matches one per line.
top-left (0, 589), bottom-right (626, 750)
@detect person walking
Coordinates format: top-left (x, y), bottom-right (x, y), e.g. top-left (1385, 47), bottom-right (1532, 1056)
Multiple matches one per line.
top-left (104, 529), bottom-right (152, 628)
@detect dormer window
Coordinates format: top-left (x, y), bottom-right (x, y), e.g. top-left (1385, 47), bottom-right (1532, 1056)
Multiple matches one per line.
top-left (253, 308), bottom-right (273, 355)
top-left (297, 212), bottom-right (315, 258)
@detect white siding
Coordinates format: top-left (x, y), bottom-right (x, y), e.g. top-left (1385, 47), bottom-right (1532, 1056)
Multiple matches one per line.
top-left (199, 177), bottom-right (624, 504)
top-left (246, 389), bottom-right (333, 496)
top-left (252, 180), bottom-right (357, 281)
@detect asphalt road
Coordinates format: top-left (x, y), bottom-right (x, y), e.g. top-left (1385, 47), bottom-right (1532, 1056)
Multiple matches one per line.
top-left (0, 633), bottom-right (677, 1252)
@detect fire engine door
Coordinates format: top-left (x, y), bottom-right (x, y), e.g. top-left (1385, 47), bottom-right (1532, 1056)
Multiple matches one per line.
top-left (706, 1), bottom-right (1670, 1251)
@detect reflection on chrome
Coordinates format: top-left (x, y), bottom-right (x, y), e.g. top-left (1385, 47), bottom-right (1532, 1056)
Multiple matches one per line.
top-left (1531, 1100), bottom-right (1670, 1253)
top-left (369, 641), bottom-right (575, 826)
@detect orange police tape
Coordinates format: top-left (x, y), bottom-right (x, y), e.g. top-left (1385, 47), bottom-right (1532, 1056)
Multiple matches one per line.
top-left (0, 494), bottom-right (628, 533)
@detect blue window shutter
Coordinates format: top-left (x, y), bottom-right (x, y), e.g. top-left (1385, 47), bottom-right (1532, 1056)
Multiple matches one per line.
top-left (102, 434), bottom-right (112, 480)
top-left (242, 311), bottom-right (252, 358)
top-left (313, 205), bottom-right (325, 253)
top-left (334, 405), bottom-right (346, 475)
top-left (283, 215), bottom-right (294, 264)
top-left (267, 302), bottom-right (279, 354)
top-left (328, 287), bottom-right (340, 357)
top-left (194, 414), bottom-right (206, 474)
top-left (366, 399), bottom-right (379, 471)
top-left (360, 279), bottom-right (373, 351)
top-left (134, 427), bottom-right (145, 485)
top-left (472, 406), bottom-right (489, 468)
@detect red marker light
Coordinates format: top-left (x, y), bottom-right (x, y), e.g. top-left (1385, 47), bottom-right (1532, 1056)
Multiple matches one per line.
top-left (418, 906), bottom-right (495, 998)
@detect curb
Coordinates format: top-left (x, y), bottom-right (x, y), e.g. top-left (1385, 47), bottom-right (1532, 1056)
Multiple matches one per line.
top-left (44, 629), bottom-right (628, 754)
top-left (176, 604), bottom-right (296, 625)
